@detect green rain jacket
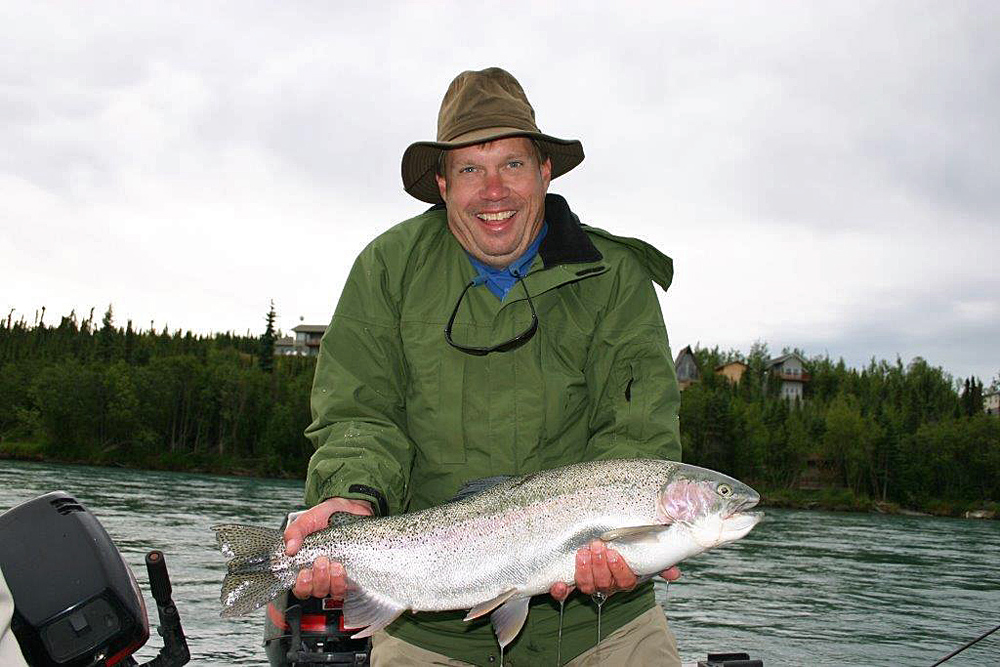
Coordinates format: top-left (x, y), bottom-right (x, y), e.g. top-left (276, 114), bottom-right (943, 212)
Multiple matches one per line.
top-left (304, 193), bottom-right (681, 666)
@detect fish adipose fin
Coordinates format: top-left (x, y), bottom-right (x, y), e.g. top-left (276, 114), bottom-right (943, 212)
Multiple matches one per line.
top-left (490, 596), bottom-right (530, 649)
top-left (343, 585), bottom-right (406, 639)
top-left (599, 524), bottom-right (671, 545)
top-left (449, 475), bottom-right (515, 503)
top-left (213, 524), bottom-right (291, 618)
top-left (464, 588), bottom-right (518, 621)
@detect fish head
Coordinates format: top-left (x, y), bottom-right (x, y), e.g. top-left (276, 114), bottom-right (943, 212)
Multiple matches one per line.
top-left (656, 464), bottom-right (763, 549)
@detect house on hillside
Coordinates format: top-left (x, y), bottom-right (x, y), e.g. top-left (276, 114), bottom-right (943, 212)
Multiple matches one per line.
top-left (271, 324), bottom-right (327, 357)
top-left (274, 336), bottom-right (296, 356)
top-left (986, 391), bottom-right (1000, 416)
top-left (768, 352), bottom-right (810, 401)
top-left (674, 345), bottom-right (700, 390)
top-left (716, 360), bottom-right (748, 385)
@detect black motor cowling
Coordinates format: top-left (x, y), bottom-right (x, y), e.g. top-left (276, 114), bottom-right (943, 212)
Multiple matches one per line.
top-left (0, 491), bottom-right (188, 667)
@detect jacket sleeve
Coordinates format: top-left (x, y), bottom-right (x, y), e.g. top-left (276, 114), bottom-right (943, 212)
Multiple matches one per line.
top-left (584, 257), bottom-right (682, 462)
top-left (303, 246), bottom-right (414, 515)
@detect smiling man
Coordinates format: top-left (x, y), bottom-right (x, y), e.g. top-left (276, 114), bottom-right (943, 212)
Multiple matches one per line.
top-left (285, 68), bottom-right (683, 665)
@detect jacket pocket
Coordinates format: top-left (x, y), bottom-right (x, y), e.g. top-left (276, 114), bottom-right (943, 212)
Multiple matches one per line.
top-left (430, 355), bottom-right (468, 464)
top-left (403, 337), bottom-right (468, 465)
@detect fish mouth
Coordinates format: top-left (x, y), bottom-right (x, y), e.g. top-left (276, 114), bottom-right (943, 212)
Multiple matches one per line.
top-left (724, 497), bottom-right (760, 519)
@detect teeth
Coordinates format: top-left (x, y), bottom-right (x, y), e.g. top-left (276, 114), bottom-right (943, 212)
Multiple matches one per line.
top-left (477, 211), bottom-right (516, 222)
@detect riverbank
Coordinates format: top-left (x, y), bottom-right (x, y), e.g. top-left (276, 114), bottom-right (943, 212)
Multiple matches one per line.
top-left (0, 440), bottom-right (301, 479)
top-left (2, 441), bottom-right (996, 519)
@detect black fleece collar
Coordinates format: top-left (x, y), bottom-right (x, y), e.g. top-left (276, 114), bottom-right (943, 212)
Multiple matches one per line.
top-left (427, 192), bottom-right (603, 268)
top-left (538, 193), bottom-right (603, 267)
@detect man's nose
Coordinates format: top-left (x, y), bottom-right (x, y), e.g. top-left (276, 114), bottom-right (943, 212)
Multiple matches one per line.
top-left (479, 170), bottom-right (510, 200)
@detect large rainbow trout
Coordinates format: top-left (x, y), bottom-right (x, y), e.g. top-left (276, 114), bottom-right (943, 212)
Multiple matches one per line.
top-left (213, 458), bottom-right (762, 649)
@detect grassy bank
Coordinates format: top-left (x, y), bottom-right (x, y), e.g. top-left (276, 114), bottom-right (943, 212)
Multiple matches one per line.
top-left (0, 440), bottom-right (304, 479)
top-left (760, 486), bottom-right (999, 519)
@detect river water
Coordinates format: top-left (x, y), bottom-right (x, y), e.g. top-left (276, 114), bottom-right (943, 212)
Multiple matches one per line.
top-left (1, 460), bottom-right (997, 665)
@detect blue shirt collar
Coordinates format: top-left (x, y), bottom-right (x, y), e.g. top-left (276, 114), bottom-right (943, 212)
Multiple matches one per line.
top-left (467, 223), bottom-right (548, 299)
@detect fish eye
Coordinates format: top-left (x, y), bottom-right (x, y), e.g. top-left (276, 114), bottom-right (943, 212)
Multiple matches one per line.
top-left (716, 483), bottom-right (733, 497)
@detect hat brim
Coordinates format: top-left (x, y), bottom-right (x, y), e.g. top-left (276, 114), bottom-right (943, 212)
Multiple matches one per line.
top-left (401, 128), bottom-right (584, 204)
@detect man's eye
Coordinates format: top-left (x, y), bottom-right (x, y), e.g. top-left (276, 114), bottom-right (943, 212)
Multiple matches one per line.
top-left (507, 160), bottom-right (523, 168)
top-left (459, 166), bottom-right (477, 174)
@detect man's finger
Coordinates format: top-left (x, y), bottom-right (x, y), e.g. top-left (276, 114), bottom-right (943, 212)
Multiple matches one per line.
top-left (330, 562), bottom-right (348, 599)
top-left (575, 548), bottom-right (595, 594)
top-left (293, 567), bottom-right (313, 600)
top-left (660, 565), bottom-right (681, 582)
top-left (312, 556), bottom-right (332, 596)
top-left (605, 548), bottom-right (637, 591)
top-left (590, 541), bottom-right (613, 592)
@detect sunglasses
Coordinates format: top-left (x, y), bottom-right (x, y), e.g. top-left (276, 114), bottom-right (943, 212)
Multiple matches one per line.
top-left (444, 272), bottom-right (538, 356)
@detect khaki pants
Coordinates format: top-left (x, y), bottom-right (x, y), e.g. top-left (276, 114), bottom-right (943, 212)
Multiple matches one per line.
top-left (371, 607), bottom-right (681, 666)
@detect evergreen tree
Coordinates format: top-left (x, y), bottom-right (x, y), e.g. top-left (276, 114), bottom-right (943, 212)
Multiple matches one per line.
top-left (98, 304), bottom-right (116, 362)
top-left (259, 300), bottom-right (277, 373)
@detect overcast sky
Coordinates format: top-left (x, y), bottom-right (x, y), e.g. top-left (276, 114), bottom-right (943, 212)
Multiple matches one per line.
top-left (2, 2), bottom-right (997, 384)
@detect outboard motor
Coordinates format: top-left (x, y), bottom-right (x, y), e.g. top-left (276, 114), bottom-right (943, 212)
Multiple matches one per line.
top-left (263, 512), bottom-right (370, 667)
top-left (0, 491), bottom-right (190, 667)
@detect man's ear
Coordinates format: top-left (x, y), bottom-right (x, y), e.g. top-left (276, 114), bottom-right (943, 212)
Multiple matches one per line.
top-left (540, 157), bottom-right (552, 190)
top-left (435, 172), bottom-right (448, 202)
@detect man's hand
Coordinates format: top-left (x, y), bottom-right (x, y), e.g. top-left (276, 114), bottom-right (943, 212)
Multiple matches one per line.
top-left (284, 497), bottom-right (373, 601)
top-left (549, 540), bottom-right (681, 602)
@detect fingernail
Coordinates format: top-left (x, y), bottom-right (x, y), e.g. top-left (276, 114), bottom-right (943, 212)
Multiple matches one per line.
top-left (331, 563), bottom-right (344, 577)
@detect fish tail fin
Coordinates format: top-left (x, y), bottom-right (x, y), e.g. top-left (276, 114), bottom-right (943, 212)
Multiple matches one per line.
top-left (213, 524), bottom-right (295, 617)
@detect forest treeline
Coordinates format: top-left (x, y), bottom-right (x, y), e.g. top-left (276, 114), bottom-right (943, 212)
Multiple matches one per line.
top-left (679, 344), bottom-right (998, 513)
top-left (1, 307), bottom-right (997, 512)
top-left (0, 307), bottom-right (314, 477)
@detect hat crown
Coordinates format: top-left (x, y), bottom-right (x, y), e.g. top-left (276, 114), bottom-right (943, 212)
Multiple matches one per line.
top-left (437, 68), bottom-right (540, 142)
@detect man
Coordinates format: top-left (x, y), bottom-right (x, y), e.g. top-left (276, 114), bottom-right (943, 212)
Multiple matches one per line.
top-left (285, 67), bottom-right (683, 665)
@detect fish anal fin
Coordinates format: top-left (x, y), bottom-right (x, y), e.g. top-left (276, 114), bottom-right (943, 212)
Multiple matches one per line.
top-left (464, 588), bottom-right (518, 621)
top-left (600, 524), bottom-right (671, 545)
top-left (342, 584), bottom-right (405, 639)
top-left (490, 596), bottom-right (530, 649)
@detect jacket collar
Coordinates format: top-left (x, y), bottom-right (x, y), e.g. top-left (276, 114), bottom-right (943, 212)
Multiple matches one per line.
top-left (538, 193), bottom-right (603, 266)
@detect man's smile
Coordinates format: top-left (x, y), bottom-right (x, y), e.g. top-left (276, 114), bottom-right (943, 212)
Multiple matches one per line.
top-left (476, 210), bottom-right (517, 222)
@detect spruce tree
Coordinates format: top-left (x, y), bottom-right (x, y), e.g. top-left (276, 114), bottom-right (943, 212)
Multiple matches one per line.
top-left (259, 300), bottom-right (276, 373)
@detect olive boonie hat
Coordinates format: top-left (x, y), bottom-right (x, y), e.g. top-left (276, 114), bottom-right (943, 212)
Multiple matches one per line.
top-left (401, 67), bottom-right (585, 204)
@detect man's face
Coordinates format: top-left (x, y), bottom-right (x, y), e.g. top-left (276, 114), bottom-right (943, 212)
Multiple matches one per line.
top-left (435, 136), bottom-right (551, 269)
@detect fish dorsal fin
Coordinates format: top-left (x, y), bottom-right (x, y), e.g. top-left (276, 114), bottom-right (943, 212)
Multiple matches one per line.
top-left (342, 582), bottom-right (405, 639)
top-left (449, 475), bottom-right (514, 503)
top-left (464, 588), bottom-right (518, 621)
top-left (600, 524), bottom-right (671, 545)
top-left (490, 596), bottom-right (530, 649)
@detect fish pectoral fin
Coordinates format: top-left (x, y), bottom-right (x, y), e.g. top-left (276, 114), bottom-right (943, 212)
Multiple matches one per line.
top-left (464, 588), bottom-right (519, 621)
top-left (342, 586), bottom-right (405, 639)
top-left (490, 596), bottom-right (530, 649)
top-left (600, 524), bottom-right (671, 544)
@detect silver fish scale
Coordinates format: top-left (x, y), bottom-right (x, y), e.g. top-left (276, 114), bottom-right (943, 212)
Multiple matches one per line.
top-left (289, 458), bottom-right (679, 611)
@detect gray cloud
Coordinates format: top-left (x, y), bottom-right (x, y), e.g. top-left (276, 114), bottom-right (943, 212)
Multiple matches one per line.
top-left (1, 1), bottom-right (997, 382)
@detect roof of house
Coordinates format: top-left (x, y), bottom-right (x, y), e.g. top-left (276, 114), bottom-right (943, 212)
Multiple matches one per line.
top-left (767, 352), bottom-right (808, 368)
top-left (716, 360), bottom-right (748, 371)
top-left (292, 324), bottom-right (327, 334)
